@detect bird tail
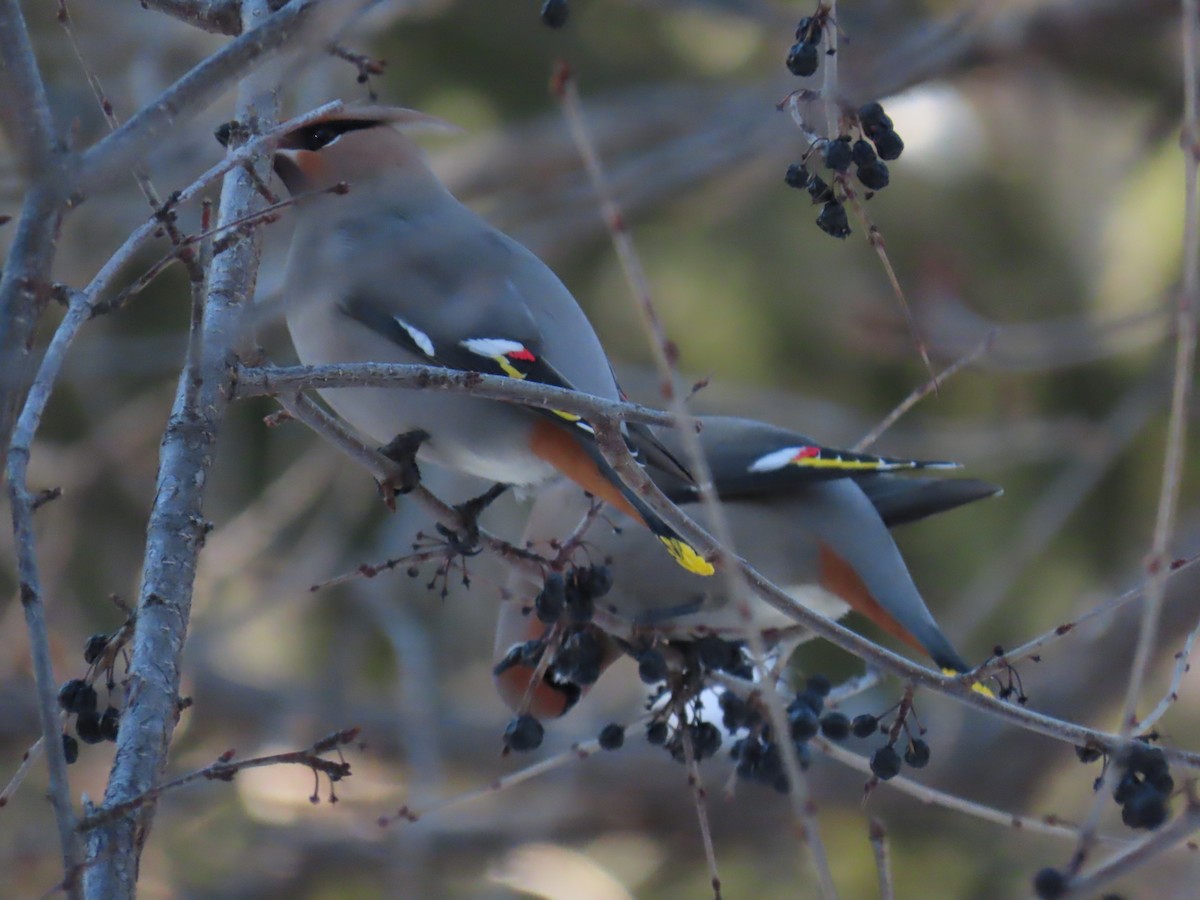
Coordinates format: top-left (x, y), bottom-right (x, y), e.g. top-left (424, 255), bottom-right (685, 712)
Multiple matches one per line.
top-left (529, 420), bottom-right (713, 577)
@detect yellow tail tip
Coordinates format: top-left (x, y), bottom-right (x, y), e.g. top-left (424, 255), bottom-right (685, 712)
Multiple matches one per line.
top-left (941, 668), bottom-right (996, 698)
top-left (659, 536), bottom-right (715, 576)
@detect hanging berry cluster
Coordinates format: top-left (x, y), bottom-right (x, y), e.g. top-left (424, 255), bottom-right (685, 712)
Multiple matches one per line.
top-left (783, 101), bottom-right (906, 240)
top-left (56, 631), bottom-right (125, 764)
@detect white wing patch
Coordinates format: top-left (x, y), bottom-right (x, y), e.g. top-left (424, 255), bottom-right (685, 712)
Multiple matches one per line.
top-left (748, 446), bottom-right (802, 473)
top-left (460, 337), bottom-right (528, 358)
top-left (395, 317), bottom-right (435, 357)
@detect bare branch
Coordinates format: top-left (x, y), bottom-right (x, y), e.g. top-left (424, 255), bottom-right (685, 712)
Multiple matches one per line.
top-left (238, 361), bottom-right (676, 427)
top-left (0, 0), bottom-right (69, 487)
top-left (0, 0), bottom-right (60, 177)
top-left (81, 4), bottom-right (281, 889)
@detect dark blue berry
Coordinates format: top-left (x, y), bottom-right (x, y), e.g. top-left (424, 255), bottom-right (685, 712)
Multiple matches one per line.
top-left (785, 164), bottom-right (810, 189)
top-left (903, 739), bottom-right (930, 768)
top-left (598, 723), bottom-right (624, 751)
top-left (851, 714), bottom-right (878, 738)
top-left (58, 679), bottom-right (97, 715)
top-left (75, 711), bottom-right (105, 745)
top-left (1033, 867), bottom-right (1067, 899)
top-left (819, 712), bottom-right (850, 741)
top-left (786, 42), bottom-right (819, 77)
top-left (83, 633), bottom-right (109, 665)
top-left (540, 0), bottom-right (568, 29)
top-left (823, 138), bottom-right (853, 173)
top-left (504, 714), bottom-right (544, 752)
top-left (637, 650), bottom-right (669, 684)
top-left (855, 161), bottom-right (890, 191)
top-left (872, 129), bottom-right (904, 161)
top-left (870, 745), bottom-right (901, 780)
top-left (816, 201), bottom-right (850, 239)
top-left (535, 573), bottom-right (565, 623)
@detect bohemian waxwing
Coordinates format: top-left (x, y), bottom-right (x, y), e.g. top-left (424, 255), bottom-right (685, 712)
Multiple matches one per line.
top-left (272, 106), bottom-right (711, 575)
top-left (494, 415), bottom-right (1000, 718)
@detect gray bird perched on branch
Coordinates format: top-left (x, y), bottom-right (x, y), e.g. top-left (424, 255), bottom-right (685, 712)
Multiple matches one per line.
top-left (268, 105), bottom-right (711, 575)
top-left (494, 415), bottom-right (1001, 718)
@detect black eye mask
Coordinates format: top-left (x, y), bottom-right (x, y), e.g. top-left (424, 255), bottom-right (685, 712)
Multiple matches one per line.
top-left (279, 118), bottom-right (382, 151)
top-left (213, 117), bottom-right (382, 151)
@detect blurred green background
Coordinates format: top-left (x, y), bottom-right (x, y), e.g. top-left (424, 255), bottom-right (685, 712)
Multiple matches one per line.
top-left (1, 0), bottom-right (1199, 897)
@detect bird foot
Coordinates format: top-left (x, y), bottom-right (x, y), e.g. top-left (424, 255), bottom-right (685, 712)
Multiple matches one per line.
top-left (437, 483), bottom-right (509, 555)
top-left (378, 429), bottom-right (429, 497)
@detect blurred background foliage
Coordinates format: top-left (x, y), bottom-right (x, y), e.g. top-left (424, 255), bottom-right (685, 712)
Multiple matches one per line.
top-left (2, 0), bottom-right (1199, 897)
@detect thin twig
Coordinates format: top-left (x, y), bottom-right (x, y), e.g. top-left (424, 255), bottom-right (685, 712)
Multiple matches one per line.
top-left (854, 333), bottom-right (994, 451)
top-left (0, 736), bottom-right (45, 810)
top-left (975, 553), bottom-right (1200, 675)
top-left (1070, 0), bottom-right (1200, 871)
top-left (379, 713), bottom-right (654, 827)
top-left (868, 819), bottom-right (895, 900)
top-left (815, 738), bottom-right (1123, 844)
top-left (5, 288), bottom-right (87, 895)
top-left (77, 728), bottom-right (359, 832)
top-left (676, 703), bottom-right (723, 900)
top-left (1137, 615), bottom-right (1200, 736)
top-left (555, 62), bottom-right (840, 898)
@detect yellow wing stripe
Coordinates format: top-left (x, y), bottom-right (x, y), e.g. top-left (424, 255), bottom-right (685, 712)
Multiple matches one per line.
top-left (659, 536), bottom-right (715, 577)
top-left (494, 355), bottom-right (527, 380)
top-left (942, 667), bottom-right (996, 698)
top-left (790, 457), bottom-right (910, 471)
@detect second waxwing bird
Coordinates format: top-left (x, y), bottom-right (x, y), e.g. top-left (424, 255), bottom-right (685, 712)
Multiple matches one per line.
top-left (271, 106), bottom-right (711, 576)
top-left (494, 415), bottom-right (1000, 718)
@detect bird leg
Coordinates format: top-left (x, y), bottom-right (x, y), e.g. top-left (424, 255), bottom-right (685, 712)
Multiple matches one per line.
top-left (378, 429), bottom-right (429, 496)
top-left (437, 482), bottom-right (510, 554)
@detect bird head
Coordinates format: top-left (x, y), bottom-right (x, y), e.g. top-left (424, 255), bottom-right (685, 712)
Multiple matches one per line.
top-left (266, 106), bottom-right (460, 195)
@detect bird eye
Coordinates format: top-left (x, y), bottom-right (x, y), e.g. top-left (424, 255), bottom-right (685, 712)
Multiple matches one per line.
top-left (305, 125), bottom-right (341, 151)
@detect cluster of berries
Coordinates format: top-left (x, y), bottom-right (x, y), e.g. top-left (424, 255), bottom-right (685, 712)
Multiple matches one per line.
top-left (713, 676), bottom-right (837, 792)
top-left (644, 710), bottom-right (724, 764)
top-left (540, 0), bottom-right (569, 28)
top-left (1076, 740), bottom-right (1173, 831)
top-left (785, 12), bottom-right (831, 78)
top-left (845, 708), bottom-right (931, 781)
top-left (534, 565), bottom-right (614, 627)
top-left (1113, 743), bottom-right (1173, 829)
top-left (784, 102), bottom-right (905, 240)
top-left (497, 565), bottom-right (615, 752)
top-left (57, 633), bottom-right (121, 763)
top-left (634, 636), bottom-right (750, 764)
